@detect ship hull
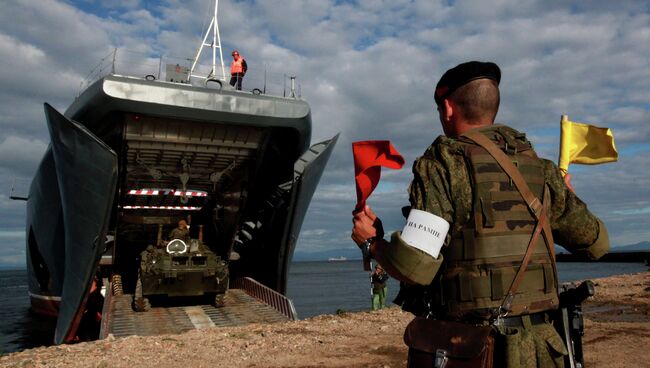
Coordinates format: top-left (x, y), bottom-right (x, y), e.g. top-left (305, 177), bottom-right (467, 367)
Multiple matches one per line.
top-left (28, 293), bottom-right (61, 317)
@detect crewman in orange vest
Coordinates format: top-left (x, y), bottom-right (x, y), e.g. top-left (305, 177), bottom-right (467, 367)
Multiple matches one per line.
top-left (230, 50), bottom-right (247, 90)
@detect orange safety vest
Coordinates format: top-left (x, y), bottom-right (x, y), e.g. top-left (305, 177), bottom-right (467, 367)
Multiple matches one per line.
top-left (231, 57), bottom-right (245, 74)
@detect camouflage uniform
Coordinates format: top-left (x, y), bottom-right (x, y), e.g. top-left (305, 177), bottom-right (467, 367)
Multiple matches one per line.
top-left (386, 124), bottom-right (609, 368)
top-left (169, 227), bottom-right (189, 242)
top-left (371, 268), bottom-right (389, 310)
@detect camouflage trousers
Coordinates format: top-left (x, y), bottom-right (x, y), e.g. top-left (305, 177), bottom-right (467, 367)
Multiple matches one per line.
top-left (494, 316), bottom-right (568, 368)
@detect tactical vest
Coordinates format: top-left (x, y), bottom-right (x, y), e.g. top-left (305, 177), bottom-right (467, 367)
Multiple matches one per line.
top-left (438, 127), bottom-right (558, 320)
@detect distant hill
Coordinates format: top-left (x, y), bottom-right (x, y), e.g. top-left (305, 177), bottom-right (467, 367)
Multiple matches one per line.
top-left (611, 241), bottom-right (650, 252)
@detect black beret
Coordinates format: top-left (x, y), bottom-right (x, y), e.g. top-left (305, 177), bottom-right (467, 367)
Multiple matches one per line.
top-left (434, 61), bottom-right (501, 105)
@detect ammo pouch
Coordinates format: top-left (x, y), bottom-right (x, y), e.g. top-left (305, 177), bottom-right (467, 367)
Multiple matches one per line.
top-left (404, 317), bottom-right (495, 368)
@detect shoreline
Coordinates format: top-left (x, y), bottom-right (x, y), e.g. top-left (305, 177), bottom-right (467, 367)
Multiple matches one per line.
top-left (1, 271), bottom-right (648, 368)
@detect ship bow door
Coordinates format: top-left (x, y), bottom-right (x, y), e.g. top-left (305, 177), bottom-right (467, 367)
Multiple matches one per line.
top-left (277, 134), bottom-right (339, 292)
top-left (44, 104), bottom-right (118, 344)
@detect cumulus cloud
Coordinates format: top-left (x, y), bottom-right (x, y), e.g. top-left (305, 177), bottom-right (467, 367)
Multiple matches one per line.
top-left (0, 0), bottom-right (648, 266)
top-left (0, 136), bottom-right (48, 177)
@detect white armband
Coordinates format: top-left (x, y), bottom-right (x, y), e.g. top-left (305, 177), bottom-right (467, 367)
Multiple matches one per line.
top-left (401, 209), bottom-right (449, 258)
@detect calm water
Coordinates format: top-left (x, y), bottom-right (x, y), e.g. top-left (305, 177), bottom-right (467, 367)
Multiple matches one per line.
top-left (1, 261), bottom-right (647, 354)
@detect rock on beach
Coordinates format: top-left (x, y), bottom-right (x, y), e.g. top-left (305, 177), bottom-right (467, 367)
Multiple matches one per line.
top-left (1, 271), bottom-right (649, 368)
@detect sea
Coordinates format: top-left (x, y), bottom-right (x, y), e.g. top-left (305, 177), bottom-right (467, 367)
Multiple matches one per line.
top-left (1, 261), bottom-right (647, 354)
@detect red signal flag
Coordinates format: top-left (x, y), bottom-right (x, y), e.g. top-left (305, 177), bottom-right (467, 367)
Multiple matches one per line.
top-left (352, 140), bottom-right (405, 212)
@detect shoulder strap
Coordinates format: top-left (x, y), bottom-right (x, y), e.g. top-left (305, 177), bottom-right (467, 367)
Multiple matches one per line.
top-left (462, 129), bottom-right (556, 314)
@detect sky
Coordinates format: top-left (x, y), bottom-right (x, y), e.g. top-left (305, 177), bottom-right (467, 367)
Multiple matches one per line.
top-left (0, 0), bottom-right (649, 267)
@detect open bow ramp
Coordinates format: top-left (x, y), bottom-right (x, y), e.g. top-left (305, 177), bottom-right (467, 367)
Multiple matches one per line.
top-left (40, 104), bottom-right (118, 344)
top-left (100, 277), bottom-right (297, 338)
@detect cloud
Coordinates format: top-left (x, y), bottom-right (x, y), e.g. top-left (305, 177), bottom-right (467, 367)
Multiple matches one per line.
top-left (0, 136), bottom-right (48, 177)
top-left (612, 207), bottom-right (650, 216)
top-left (0, 0), bottom-right (649, 267)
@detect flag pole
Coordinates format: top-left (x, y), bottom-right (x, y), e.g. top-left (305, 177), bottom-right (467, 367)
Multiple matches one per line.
top-left (369, 260), bottom-right (373, 306)
top-left (558, 114), bottom-right (570, 177)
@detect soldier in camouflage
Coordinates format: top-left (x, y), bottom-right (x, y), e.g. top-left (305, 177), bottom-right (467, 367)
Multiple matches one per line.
top-left (169, 219), bottom-right (190, 242)
top-left (371, 264), bottom-right (389, 310)
top-left (352, 61), bottom-right (609, 367)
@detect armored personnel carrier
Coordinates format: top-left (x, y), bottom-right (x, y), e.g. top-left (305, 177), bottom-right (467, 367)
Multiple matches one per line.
top-left (133, 224), bottom-right (229, 312)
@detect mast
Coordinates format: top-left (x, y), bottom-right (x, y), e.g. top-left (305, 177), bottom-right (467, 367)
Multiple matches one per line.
top-left (189, 0), bottom-right (226, 82)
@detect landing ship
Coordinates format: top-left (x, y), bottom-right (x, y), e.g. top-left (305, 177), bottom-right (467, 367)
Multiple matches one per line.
top-left (23, 2), bottom-right (337, 344)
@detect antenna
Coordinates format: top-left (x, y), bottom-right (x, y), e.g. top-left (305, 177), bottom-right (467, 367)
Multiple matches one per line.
top-left (189, 0), bottom-right (226, 82)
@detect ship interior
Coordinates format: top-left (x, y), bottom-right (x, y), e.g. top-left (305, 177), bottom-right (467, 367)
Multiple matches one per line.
top-left (99, 112), bottom-right (304, 298)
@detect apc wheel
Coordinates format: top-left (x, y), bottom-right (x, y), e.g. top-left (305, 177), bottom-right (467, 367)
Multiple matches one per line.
top-left (214, 293), bottom-right (226, 308)
top-left (132, 274), bottom-right (150, 312)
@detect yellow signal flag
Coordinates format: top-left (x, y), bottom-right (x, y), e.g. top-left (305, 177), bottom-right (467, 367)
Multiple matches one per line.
top-left (558, 115), bottom-right (618, 176)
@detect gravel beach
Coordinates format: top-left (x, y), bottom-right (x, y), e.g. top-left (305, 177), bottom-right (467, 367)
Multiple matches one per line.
top-left (1, 271), bottom-right (648, 368)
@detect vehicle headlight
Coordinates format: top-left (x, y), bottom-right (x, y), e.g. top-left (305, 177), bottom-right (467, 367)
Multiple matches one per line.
top-left (166, 239), bottom-right (188, 254)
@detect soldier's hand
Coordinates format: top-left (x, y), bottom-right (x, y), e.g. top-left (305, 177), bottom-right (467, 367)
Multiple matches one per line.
top-left (363, 205), bottom-right (384, 239)
top-left (351, 205), bottom-right (380, 246)
top-left (564, 172), bottom-right (575, 194)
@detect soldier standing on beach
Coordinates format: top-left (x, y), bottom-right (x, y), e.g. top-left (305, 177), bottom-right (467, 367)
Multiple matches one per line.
top-left (371, 264), bottom-right (389, 310)
top-left (351, 61), bottom-right (609, 367)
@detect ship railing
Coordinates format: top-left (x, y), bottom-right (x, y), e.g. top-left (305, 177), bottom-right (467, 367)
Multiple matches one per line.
top-left (231, 277), bottom-right (298, 320)
top-left (78, 48), bottom-right (302, 99)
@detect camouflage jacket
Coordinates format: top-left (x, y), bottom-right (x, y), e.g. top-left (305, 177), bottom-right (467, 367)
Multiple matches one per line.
top-left (385, 124), bottom-right (609, 286)
top-left (169, 227), bottom-right (190, 242)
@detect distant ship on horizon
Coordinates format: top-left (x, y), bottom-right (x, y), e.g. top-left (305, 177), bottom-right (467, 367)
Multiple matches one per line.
top-left (328, 256), bottom-right (348, 262)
